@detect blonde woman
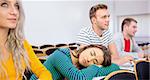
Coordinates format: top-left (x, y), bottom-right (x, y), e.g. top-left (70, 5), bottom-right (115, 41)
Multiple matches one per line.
top-left (0, 0), bottom-right (52, 80)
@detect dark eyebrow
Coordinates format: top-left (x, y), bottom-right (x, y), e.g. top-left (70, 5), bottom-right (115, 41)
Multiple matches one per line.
top-left (93, 50), bottom-right (96, 56)
top-left (90, 51), bottom-right (93, 56)
top-left (93, 50), bottom-right (100, 64)
top-left (133, 26), bottom-right (137, 28)
top-left (0, 0), bottom-right (18, 4)
top-left (15, 2), bottom-right (19, 7)
top-left (0, 0), bottom-right (10, 4)
top-left (101, 14), bottom-right (110, 18)
top-left (0, 0), bottom-right (8, 2)
top-left (95, 59), bottom-right (98, 64)
top-left (93, 51), bottom-right (98, 64)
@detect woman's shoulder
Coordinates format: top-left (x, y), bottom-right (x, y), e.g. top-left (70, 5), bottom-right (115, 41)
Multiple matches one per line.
top-left (57, 48), bottom-right (70, 53)
top-left (23, 40), bottom-right (30, 46)
top-left (111, 63), bottom-right (119, 66)
top-left (110, 63), bottom-right (120, 69)
top-left (49, 48), bottom-right (71, 60)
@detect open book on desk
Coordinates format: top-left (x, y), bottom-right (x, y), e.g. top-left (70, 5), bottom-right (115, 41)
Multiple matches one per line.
top-left (119, 58), bottom-right (146, 71)
top-left (119, 62), bottom-right (134, 71)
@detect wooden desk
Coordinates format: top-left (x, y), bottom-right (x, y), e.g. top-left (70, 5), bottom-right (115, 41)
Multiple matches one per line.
top-left (38, 56), bottom-right (48, 60)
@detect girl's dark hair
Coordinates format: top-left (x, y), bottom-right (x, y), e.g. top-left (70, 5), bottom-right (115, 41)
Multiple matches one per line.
top-left (76, 44), bottom-right (111, 67)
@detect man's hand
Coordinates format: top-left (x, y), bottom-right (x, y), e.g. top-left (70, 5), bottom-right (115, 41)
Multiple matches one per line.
top-left (121, 55), bottom-right (134, 63)
top-left (138, 53), bottom-right (144, 58)
top-left (112, 55), bottom-right (134, 65)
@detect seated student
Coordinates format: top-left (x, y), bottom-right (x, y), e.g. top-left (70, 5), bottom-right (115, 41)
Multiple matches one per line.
top-left (0, 0), bottom-right (52, 80)
top-left (30, 44), bottom-right (120, 80)
top-left (77, 4), bottom-right (134, 65)
top-left (114, 18), bottom-right (149, 59)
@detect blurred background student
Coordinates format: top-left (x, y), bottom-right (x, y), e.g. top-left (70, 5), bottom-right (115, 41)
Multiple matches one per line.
top-left (114, 18), bottom-right (150, 59)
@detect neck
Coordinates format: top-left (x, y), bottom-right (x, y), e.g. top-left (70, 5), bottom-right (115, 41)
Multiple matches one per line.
top-left (0, 28), bottom-right (10, 60)
top-left (123, 31), bottom-right (131, 40)
top-left (0, 28), bottom-right (9, 45)
top-left (92, 24), bottom-right (103, 36)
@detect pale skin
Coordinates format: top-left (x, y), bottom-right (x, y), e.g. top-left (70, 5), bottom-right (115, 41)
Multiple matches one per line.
top-left (80, 8), bottom-right (134, 65)
top-left (71, 47), bottom-right (104, 67)
top-left (0, 0), bottom-right (19, 60)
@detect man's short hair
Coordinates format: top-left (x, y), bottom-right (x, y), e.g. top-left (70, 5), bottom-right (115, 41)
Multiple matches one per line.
top-left (121, 18), bottom-right (137, 31)
top-left (89, 4), bottom-right (108, 21)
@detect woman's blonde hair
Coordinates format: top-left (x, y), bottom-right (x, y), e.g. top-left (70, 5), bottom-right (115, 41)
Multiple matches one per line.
top-left (0, 0), bottom-right (31, 79)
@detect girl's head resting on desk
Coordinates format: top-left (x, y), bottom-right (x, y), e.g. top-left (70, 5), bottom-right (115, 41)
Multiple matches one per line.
top-left (72, 44), bottom-right (111, 67)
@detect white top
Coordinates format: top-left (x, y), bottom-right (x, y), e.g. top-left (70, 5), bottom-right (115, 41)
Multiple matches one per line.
top-left (77, 27), bottom-right (113, 47)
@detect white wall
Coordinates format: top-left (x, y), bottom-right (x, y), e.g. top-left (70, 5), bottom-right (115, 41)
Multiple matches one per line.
top-left (22, 0), bottom-right (149, 45)
top-left (114, 0), bottom-right (149, 16)
top-left (113, 0), bottom-right (150, 42)
top-left (22, 0), bottom-right (114, 45)
top-left (113, 0), bottom-right (150, 33)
